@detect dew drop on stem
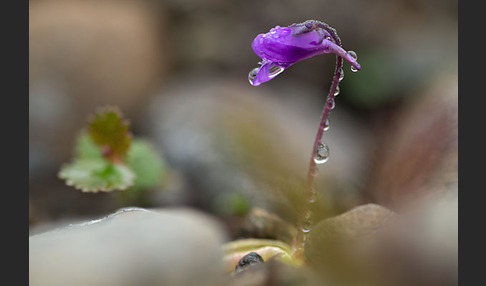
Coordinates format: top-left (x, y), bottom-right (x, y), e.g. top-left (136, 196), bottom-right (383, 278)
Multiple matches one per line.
top-left (330, 98), bottom-right (336, 110)
top-left (309, 191), bottom-right (317, 203)
top-left (339, 68), bottom-right (344, 82)
top-left (334, 85), bottom-right (340, 96)
top-left (301, 220), bottom-right (312, 233)
top-left (314, 143), bottom-right (330, 164)
top-left (324, 118), bottom-right (330, 131)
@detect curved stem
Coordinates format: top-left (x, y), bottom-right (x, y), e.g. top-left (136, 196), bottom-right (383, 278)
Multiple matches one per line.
top-left (292, 22), bottom-right (344, 257)
top-left (306, 56), bottom-right (343, 189)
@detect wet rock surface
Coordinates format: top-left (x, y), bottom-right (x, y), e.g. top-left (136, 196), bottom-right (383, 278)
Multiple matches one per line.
top-left (234, 252), bottom-right (265, 274)
top-left (29, 207), bottom-right (227, 286)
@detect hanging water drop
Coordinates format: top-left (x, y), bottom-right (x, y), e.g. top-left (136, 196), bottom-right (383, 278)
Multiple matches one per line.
top-left (268, 63), bottom-right (285, 78)
top-left (324, 118), bottom-right (330, 131)
top-left (314, 143), bottom-right (330, 164)
top-left (248, 67), bottom-right (259, 85)
top-left (330, 98), bottom-right (336, 110)
top-left (339, 68), bottom-right (344, 82)
top-left (309, 191), bottom-right (317, 203)
top-left (347, 50), bottom-right (359, 72)
top-left (301, 210), bottom-right (312, 232)
top-left (301, 219), bottom-right (312, 233)
top-left (348, 50), bottom-right (358, 60)
top-left (334, 85), bottom-right (340, 96)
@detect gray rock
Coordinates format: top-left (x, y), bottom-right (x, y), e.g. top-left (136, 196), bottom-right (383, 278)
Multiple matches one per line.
top-left (29, 207), bottom-right (227, 286)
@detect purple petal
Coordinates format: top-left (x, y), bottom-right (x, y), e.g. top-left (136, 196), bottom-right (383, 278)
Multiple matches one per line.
top-left (248, 61), bottom-right (293, 86)
top-left (249, 22), bottom-right (361, 85)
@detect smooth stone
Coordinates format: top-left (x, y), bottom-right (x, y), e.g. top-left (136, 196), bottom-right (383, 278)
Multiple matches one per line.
top-left (30, 207), bottom-right (227, 286)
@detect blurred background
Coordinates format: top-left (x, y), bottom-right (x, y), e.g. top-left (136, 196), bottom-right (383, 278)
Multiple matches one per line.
top-left (29, 0), bottom-right (457, 240)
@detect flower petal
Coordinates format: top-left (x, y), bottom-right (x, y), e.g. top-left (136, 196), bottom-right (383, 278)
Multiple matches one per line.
top-left (248, 61), bottom-right (292, 86)
top-left (249, 21), bottom-right (361, 85)
top-left (252, 25), bottom-right (328, 63)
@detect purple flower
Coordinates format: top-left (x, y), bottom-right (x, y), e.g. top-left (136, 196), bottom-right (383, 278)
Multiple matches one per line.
top-left (249, 21), bottom-right (361, 86)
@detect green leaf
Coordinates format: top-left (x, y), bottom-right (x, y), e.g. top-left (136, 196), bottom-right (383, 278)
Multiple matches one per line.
top-left (213, 192), bottom-right (251, 216)
top-left (58, 158), bottom-right (135, 192)
top-left (87, 106), bottom-right (132, 160)
top-left (74, 131), bottom-right (103, 159)
top-left (126, 139), bottom-right (165, 190)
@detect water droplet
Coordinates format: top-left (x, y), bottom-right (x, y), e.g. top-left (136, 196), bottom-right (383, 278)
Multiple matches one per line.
top-left (302, 220), bottom-right (312, 233)
top-left (334, 86), bottom-right (340, 96)
top-left (348, 50), bottom-right (358, 60)
top-left (268, 63), bottom-right (285, 78)
top-left (272, 33), bottom-right (279, 39)
top-left (314, 143), bottom-right (330, 164)
top-left (330, 98), bottom-right (336, 110)
top-left (248, 67), bottom-right (259, 85)
top-left (339, 69), bottom-right (344, 81)
top-left (347, 51), bottom-right (359, 72)
top-left (324, 118), bottom-right (330, 131)
top-left (309, 191), bottom-right (317, 203)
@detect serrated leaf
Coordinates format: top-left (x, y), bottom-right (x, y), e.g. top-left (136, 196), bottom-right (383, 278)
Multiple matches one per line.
top-left (58, 158), bottom-right (135, 192)
top-left (74, 131), bottom-right (103, 159)
top-left (126, 139), bottom-right (165, 190)
top-left (87, 106), bottom-right (132, 160)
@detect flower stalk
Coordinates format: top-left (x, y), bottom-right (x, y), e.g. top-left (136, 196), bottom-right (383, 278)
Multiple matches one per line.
top-left (248, 20), bottom-right (360, 259)
top-left (294, 36), bottom-right (344, 258)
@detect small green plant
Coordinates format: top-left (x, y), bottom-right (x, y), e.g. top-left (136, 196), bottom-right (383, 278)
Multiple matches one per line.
top-left (59, 106), bottom-right (166, 198)
top-left (226, 19), bottom-right (361, 267)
